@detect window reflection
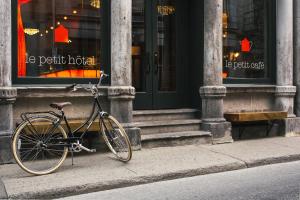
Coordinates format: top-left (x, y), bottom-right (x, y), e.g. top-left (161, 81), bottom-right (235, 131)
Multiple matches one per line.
top-left (223, 0), bottom-right (267, 79)
top-left (157, 0), bottom-right (176, 92)
top-left (18, 0), bottom-right (102, 78)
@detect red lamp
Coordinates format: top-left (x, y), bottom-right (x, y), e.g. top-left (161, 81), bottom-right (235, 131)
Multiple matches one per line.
top-left (241, 37), bottom-right (252, 53)
top-left (55, 25), bottom-right (69, 43)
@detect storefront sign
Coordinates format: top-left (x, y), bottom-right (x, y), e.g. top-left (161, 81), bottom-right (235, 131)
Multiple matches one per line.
top-left (25, 54), bottom-right (96, 66)
top-left (225, 60), bottom-right (264, 70)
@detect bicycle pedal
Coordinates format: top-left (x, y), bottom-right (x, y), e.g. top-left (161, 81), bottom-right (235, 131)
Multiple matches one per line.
top-left (90, 149), bottom-right (96, 153)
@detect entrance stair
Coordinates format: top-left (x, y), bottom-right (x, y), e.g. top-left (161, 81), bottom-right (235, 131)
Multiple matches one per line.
top-left (132, 109), bottom-right (212, 148)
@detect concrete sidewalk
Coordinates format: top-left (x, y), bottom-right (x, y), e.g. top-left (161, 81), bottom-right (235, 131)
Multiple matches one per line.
top-left (1, 137), bottom-right (300, 199)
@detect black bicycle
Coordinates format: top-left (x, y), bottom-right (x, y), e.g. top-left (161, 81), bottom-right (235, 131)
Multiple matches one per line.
top-left (11, 71), bottom-right (132, 175)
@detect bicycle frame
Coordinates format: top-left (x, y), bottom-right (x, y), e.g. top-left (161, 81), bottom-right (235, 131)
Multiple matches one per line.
top-left (61, 95), bottom-right (108, 140)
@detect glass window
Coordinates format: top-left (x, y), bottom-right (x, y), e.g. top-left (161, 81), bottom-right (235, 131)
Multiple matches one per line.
top-left (17, 0), bottom-right (103, 79)
top-left (223, 0), bottom-right (271, 81)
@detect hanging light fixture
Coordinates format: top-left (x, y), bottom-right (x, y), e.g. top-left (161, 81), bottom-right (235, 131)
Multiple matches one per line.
top-left (55, 25), bottom-right (69, 43)
top-left (223, 13), bottom-right (228, 38)
top-left (157, 5), bottom-right (175, 16)
top-left (90, 0), bottom-right (101, 9)
top-left (24, 28), bottom-right (40, 35)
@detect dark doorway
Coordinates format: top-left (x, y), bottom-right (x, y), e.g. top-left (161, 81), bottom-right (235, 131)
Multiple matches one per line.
top-left (132, 0), bottom-right (188, 109)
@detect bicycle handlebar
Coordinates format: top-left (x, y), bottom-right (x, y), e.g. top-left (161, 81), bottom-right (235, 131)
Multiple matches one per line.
top-left (66, 71), bottom-right (109, 94)
top-left (65, 83), bottom-right (77, 90)
top-left (97, 72), bottom-right (109, 87)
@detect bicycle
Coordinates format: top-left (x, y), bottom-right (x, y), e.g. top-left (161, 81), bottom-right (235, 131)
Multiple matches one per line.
top-left (11, 71), bottom-right (132, 175)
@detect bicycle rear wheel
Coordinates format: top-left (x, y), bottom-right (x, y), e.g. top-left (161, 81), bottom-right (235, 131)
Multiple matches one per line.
top-left (12, 116), bottom-right (68, 175)
top-left (100, 116), bottom-right (132, 162)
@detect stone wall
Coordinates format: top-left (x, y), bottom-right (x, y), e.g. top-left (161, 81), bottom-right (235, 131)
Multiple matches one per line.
top-left (224, 86), bottom-right (276, 113)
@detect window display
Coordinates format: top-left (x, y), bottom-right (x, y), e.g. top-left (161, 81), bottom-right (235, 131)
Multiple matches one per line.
top-left (18, 0), bottom-right (102, 78)
top-left (223, 0), bottom-right (269, 80)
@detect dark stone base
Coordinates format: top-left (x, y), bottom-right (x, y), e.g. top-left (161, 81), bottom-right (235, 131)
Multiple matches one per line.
top-left (201, 122), bottom-right (233, 144)
top-left (281, 117), bottom-right (300, 137)
top-left (124, 127), bottom-right (141, 150)
top-left (0, 135), bottom-right (14, 164)
top-left (88, 127), bottom-right (142, 152)
top-left (85, 127), bottom-right (141, 152)
top-left (231, 123), bottom-right (280, 140)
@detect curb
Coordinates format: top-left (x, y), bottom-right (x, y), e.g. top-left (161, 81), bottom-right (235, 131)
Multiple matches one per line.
top-left (246, 154), bottom-right (300, 168)
top-left (5, 154), bottom-right (300, 199)
top-left (0, 179), bottom-right (8, 200)
top-left (9, 162), bottom-right (246, 199)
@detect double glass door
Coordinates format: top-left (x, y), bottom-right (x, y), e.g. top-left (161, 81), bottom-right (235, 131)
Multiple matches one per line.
top-left (132, 0), bottom-right (187, 109)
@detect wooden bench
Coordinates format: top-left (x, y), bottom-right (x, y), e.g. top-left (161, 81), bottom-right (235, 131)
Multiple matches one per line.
top-left (224, 111), bottom-right (288, 139)
top-left (16, 119), bottom-right (101, 134)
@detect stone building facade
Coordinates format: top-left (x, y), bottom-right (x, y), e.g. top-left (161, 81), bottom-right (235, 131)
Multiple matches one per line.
top-left (1, 0), bottom-right (300, 164)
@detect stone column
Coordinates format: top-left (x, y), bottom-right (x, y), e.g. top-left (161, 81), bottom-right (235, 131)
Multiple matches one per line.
top-left (0, 0), bottom-right (17, 164)
top-left (199, 0), bottom-right (232, 144)
top-left (109, 0), bottom-right (140, 149)
top-left (275, 0), bottom-right (296, 118)
top-left (275, 0), bottom-right (300, 137)
top-left (290, 0), bottom-right (300, 136)
top-left (294, 0), bottom-right (300, 117)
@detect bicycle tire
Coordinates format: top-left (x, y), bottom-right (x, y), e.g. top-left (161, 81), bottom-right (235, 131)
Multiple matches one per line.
top-left (100, 115), bottom-right (132, 162)
top-left (12, 116), bottom-right (68, 175)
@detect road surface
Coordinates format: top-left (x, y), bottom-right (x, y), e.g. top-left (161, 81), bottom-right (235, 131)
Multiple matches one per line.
top-left (60, 161), bottom-right (300, 200)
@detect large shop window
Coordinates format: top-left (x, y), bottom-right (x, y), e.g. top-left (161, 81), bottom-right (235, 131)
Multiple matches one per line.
top-left (223, 0), bottom-right (275, 83)
top-left (14, 0), bottom-right (108, 84)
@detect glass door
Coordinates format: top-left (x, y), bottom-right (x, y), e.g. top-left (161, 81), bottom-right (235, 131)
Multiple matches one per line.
top-left (132, 0), bottom-right (152, 109)
top-left (132, 0), bottom-right (186, 109)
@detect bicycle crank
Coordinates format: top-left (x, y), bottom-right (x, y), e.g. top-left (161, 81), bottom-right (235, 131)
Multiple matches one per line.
top-left (71, 142), bottom-right (96, 153)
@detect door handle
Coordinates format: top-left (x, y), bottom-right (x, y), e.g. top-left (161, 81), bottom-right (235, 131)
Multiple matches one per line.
top-left (154, 51), bottom-right (159, 74)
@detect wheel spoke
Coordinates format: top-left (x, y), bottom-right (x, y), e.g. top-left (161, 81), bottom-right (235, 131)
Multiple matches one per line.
top-left (45, 149), bottom-right (64, 158)
top-left (43, 124), bottom-right (60, 144)
top-left (44, 148), bottom-right (65, 153)
top-left (41, 123), bottom-right (54, 141)
top-left (19, 134), bottom-right (38, 144)
top-left (29, 149), bottom-right (42, 162)
top-left (20, 148), bottom-right (36, 155)
top-left (25, 124), bottom-right (43, 141)
top-left (21, 147), bottom-right (37, 161)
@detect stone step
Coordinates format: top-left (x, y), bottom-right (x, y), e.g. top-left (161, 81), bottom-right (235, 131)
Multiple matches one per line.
top-left (133, 109), bottom-right (199, 122)
top-left (130, 119), bottom-right (202, 135)
top-left (141, 131), bottom-right (212, 148)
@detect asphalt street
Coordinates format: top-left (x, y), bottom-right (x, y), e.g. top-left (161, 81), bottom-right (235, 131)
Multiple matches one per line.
top-left (60, 161), bottom-right (300, 200)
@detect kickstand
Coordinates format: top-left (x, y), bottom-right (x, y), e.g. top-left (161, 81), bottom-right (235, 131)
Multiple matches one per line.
top-left (71, 150), bottom-right (74, 166)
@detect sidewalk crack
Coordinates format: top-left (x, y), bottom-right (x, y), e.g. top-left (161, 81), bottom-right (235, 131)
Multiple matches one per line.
top-left (125, 167), bottom-right (138, 175)
top-left (0, 179), bottom-right (8, 199)
top-left (200, 146), bottom-right (249, 168)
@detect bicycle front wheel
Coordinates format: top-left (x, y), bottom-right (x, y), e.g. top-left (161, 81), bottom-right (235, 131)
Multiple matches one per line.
top-left (12, 116), bottom-right (68, 175)
top-left (100, 116), bottom-right (132, 162)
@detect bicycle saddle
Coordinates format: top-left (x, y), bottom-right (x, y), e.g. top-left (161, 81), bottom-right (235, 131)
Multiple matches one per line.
top-left (50, 102), bottom-right (72, 110)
